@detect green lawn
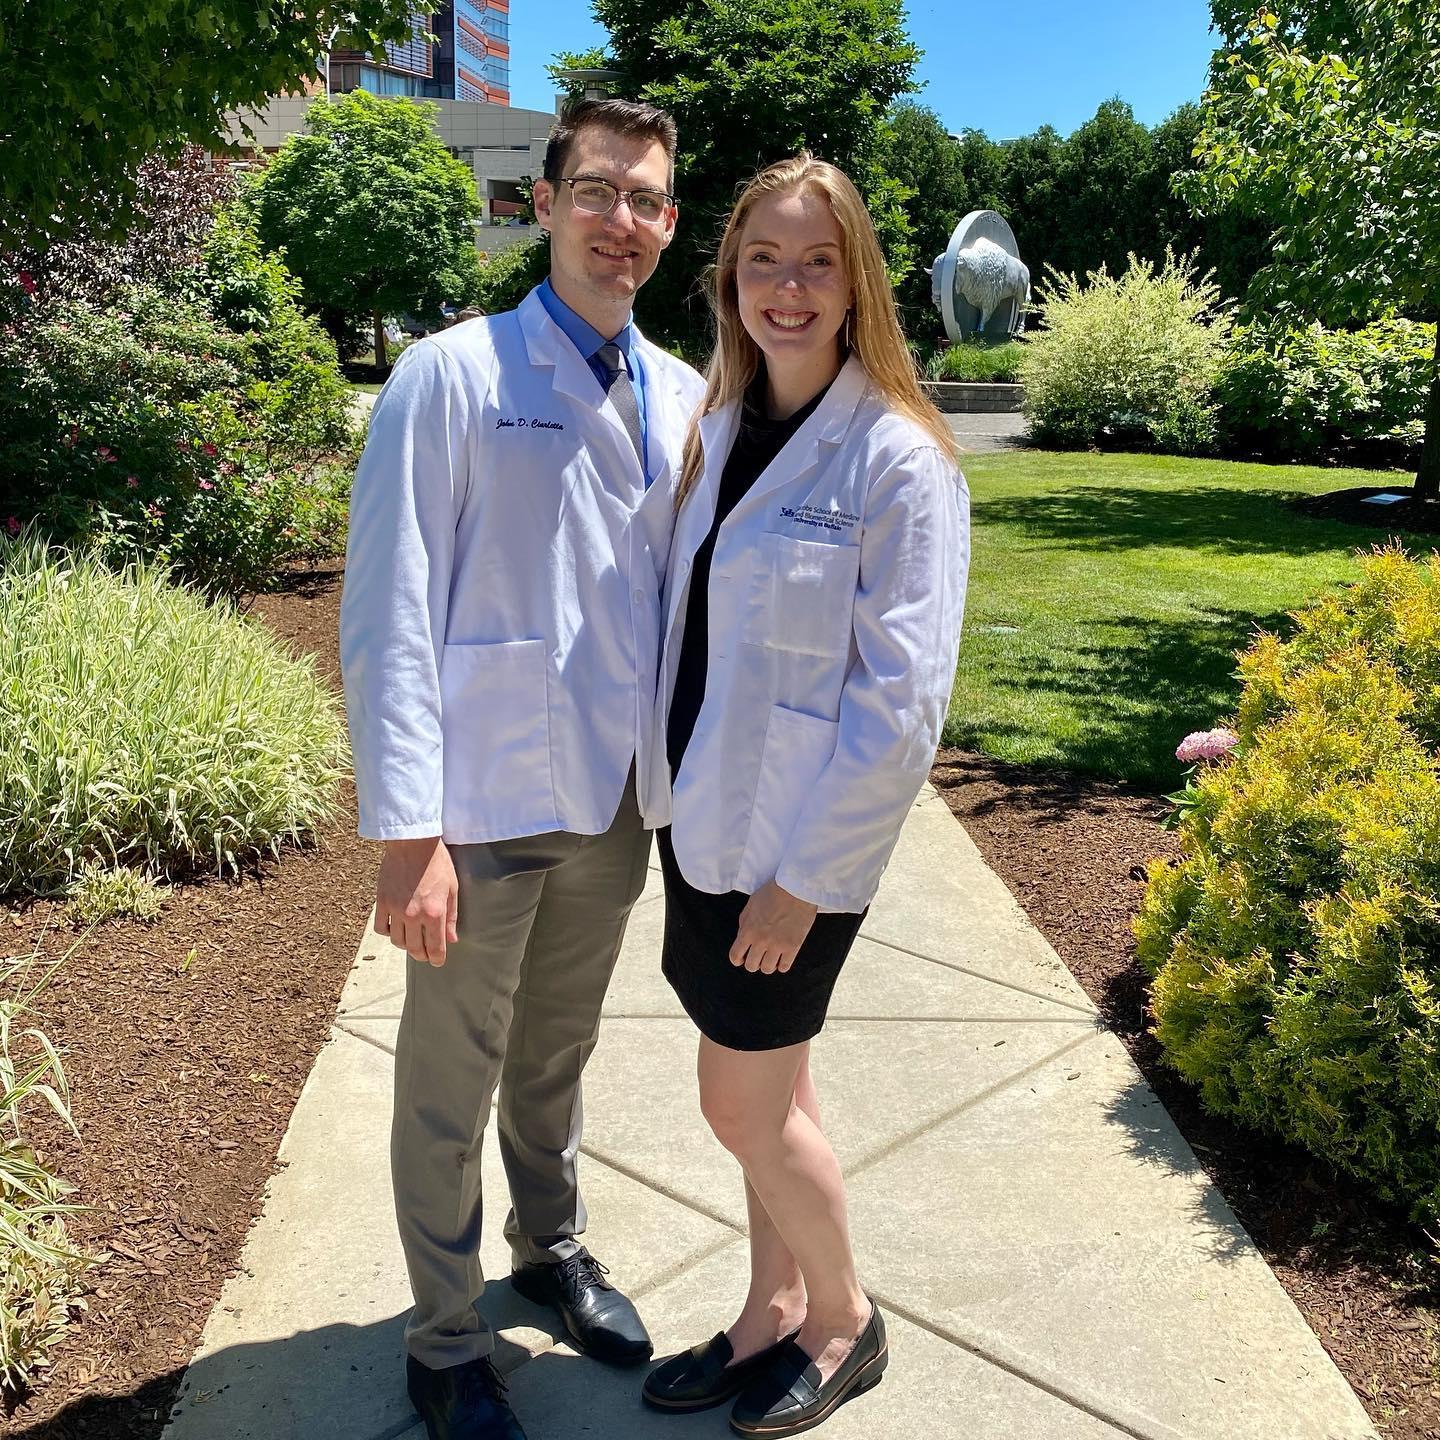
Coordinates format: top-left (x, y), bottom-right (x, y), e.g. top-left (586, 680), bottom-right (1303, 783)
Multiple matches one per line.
top-left (946, 450), bottom-right (1415, 788)
top-left (348, 381), bottom-right (384, 395)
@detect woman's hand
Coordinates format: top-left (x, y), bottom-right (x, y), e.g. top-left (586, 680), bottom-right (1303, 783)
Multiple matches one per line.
top-left (730, 881), bottom-right (818, 974)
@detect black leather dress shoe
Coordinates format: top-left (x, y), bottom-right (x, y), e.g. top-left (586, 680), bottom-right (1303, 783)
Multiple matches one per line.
top-left (406, 1354), bottom-right (528, 1440)
top-left (642, 1330), bottom-right (800, 1412)
top-left (510, 1247), bottom-right (653, 1365)
top-left (729, 1302), bottom-right (888, 1437)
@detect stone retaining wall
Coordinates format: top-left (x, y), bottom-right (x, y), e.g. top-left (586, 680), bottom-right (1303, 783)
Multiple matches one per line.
top-left (923, 381), bottom-right (1025, 414)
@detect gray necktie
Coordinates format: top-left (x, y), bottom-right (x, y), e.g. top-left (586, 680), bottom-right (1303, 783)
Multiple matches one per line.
top-left (596, 342), bottom-right (644, 468)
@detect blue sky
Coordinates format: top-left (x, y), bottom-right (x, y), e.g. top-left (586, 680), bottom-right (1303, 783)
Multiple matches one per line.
top-left (507, 0), bottom-right (1221, 138)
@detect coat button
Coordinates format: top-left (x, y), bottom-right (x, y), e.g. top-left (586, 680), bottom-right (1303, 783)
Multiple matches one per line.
top-left (633, 588), bottom-right (645, 603)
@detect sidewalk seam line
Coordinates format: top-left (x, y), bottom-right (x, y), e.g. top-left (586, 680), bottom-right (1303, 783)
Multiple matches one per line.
top-left (865, 1289), bottom-right (1176, 1440)
top-left (599, 1012), bottom-right (1099, 1025)
top-left (334, 1020), bottom-right (397, 1056)
top-left (578, 1143), bottom-right (745, 1236)
top-left (857, 932), bottom-right (1097, 1014)
top-left (846, 1027), bottom-right (1103, 1181)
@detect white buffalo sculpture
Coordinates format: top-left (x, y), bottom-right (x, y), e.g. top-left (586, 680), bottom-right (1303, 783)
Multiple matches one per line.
top-left (950, 235), bottom-right (1031, 334)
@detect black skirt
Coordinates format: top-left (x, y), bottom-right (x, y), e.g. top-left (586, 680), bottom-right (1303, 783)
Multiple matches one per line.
top-left (657, 827), bottom-right (865, 1052)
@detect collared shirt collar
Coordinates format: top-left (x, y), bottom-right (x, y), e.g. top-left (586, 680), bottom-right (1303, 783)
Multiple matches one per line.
top-left (537, 277), bottom-right (635, 367)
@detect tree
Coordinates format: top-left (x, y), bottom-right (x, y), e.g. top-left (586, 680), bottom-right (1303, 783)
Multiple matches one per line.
top-left (250, 90), bottom-right (482, 371)
top-left (581, 0), bottom-right (922, 345)
top-left (1185, 3), bottom-right (1440, 498)
top-left (0, 2), bottom-right (416, 253)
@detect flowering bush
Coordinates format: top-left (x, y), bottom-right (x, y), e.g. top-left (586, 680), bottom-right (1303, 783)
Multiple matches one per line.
top-left (1019, 250), bottom-right (1231, 454)
top-left (0, 210), bottom-right (354, 594)
top-left (1135, 545), bottom-right (1440, 1225)
top-left (1217, 316), bottom-right (1435, 460)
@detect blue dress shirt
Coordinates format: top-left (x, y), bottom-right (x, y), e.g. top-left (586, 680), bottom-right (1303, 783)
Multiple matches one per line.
top-left (535, 278), bottom-right (651, 483)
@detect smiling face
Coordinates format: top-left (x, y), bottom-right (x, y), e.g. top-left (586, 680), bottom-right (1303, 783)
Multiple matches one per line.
top-left (532, 124), bottom-right (677, 336)
top-left (734, 184), bottom-right (850, 384)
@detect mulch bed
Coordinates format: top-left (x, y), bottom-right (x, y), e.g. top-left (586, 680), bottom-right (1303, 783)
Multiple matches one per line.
top-left (2, 567), bottom-right (379, 1440)
top-left (931, 748), bottom-right (1440, 1440)
top-left (4, 571), bottom-right (1437, 1437)
top-left (1294, 484), bottom-right (1440, 535)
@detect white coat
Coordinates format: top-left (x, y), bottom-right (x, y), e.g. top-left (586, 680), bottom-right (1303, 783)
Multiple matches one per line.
top-left (645, 356), bottom-right (969, 913)
top-left (340, 289), bottom-right (705, 844)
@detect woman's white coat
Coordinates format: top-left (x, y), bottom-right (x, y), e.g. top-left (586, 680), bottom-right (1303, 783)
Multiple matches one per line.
top-left (647, 356), bottom-right (970, 913)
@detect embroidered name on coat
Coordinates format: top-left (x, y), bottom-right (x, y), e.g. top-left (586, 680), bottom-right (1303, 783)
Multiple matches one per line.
top-left (496, 417), bottom-right (566, 431)
top-left (779, 504), bottom-right (860, 534)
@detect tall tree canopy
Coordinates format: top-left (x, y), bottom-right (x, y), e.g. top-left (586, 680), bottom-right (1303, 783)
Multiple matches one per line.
top-left (1184, 2), bottom-right (1440, 496)
top-left (250, 91), bottom-right (482, 371)
top-left (580, 0), bottom-right (921, 345)
top-left (0, 2), bottom-right (416, 253)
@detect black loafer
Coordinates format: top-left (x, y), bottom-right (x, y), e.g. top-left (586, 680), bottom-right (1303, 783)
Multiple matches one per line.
top-left (510, 1246), bottom-right (652, 1365)
top-left (729, 1301), bottom-right (888, 1437)
top-left (406, 1353), bottom-right (528, 1440)
top-left (642, 1329), bottom-right (801, 1413)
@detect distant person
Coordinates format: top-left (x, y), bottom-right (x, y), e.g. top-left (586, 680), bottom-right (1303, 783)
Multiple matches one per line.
top-left (341, 97), bottom-right (703, 1440)
top-left (640, 153), bottom-right (969, 1437)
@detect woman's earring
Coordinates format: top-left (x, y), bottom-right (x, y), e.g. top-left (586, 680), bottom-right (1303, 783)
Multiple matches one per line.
top-left (844, 307), bottom-right (854, 351)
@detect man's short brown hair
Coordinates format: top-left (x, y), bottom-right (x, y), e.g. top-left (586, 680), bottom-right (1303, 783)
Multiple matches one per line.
top-left (542, 97), bottom-right (679, 191)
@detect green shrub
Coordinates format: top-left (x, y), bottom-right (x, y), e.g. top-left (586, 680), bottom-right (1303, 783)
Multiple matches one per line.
top-left (1217, 316), bottom-right (1435, 459)
top-left (0, 537), bottom-right (348, 895)
top-left (1135, 545), bottom-right (1440, 1225)
top-left (0, 947), bottom-right (92, 1391)
top-left (925, 340), bottom-right (1025, 384)
top-left (473, 239), bottom-right (549, 317)
top-left (1020, 250), bottom-right (1231, 454)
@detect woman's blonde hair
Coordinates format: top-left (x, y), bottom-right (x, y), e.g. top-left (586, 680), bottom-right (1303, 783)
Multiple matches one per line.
top-left (677, 152), bottom-right (955, 504)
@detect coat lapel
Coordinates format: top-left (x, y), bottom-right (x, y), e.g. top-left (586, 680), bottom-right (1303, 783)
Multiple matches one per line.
top-left (728, 355), bottom-right (870, 518)
top-left (517, 290), bottom-right (644, 496)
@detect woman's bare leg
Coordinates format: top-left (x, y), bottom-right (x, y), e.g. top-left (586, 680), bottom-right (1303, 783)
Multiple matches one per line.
top-left (699, 1038), bottom-right (869, 1381)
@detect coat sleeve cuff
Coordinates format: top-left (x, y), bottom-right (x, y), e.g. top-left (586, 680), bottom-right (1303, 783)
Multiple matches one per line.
top-left (357, 819), bottom-right (445, 842)
top-left (775, 864), bottom-right (876, 917)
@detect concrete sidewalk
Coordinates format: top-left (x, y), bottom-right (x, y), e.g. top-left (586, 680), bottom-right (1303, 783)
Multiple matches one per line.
top-left (161, 788), bottom-right (1377, 1440)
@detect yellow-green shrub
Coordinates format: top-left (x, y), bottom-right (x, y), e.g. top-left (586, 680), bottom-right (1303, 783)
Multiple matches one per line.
top-left (1135, 546), bottom-right (1440, 1224)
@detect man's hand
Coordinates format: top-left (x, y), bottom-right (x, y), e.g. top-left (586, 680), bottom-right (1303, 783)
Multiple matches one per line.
top-left (376, 837), bottom-right (459, 967)
top-left (729, 880), bottom-right (818, 975)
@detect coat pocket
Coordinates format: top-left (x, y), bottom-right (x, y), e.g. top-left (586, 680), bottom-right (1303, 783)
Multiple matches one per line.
top-left (439, 638), bottom-right (556, 835)
top-left (744, 533), bottom-right (860, 658)
top-left (738, 704), bottom-right (840, 891)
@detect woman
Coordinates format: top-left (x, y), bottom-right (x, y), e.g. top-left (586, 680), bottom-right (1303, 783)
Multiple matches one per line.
top-left (640, 154), bottom-right (969, 1436)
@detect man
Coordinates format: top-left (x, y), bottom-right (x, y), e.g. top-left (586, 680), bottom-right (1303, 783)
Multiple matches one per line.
top-left (340, 98), bottom-right (704, 1440)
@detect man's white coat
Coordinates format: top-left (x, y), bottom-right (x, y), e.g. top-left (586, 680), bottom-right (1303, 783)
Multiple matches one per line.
top-left (340, 289), bottom-right (705, 844)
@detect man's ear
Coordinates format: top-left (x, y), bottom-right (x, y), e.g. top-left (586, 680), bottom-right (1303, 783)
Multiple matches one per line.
top-left (659, 203), bottom-right (678, 250)
top-left (533, 179), bottom-right (556, 233)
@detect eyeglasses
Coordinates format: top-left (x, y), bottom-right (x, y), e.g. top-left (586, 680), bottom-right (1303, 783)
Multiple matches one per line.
top-left (557, 176), bottom-right (674, 225)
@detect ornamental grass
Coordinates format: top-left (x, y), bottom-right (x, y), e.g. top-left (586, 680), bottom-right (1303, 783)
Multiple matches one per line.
top-left (0, 536), bottom-right (347, 895)
top-left (0, 945), bottom-right (92, 1392)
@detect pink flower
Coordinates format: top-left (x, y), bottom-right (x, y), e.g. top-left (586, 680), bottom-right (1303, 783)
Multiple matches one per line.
top-left (1176, 727), bottom-right (1240, 764)
top-left (62, 424), bottom-right (78, 448)
top-left (198, 479), bottom-right (214, 491)
top-left (97, 446), bottom-right (117, 462)
top-left (146, 502), bottom-right (164, 519)
top-left (126, 476), bottom-right (139, 490)
top-left (5, 516), bottom-right (20, 536)
top-left (17, 271), bottom-right (35, 297)
top-left (201, 443), bottom-right (217, 458)
top-left (219, 461), bottom-right (237, 476)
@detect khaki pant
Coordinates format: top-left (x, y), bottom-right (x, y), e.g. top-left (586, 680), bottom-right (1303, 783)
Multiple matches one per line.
top-left (391, 776), bottom-right (650, 1368)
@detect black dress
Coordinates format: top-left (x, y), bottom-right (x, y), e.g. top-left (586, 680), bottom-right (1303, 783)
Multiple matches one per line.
top-left (658, 380), bottom-right (865, 1053)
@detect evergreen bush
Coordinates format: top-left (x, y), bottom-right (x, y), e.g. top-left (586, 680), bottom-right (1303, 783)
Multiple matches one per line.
top-left (1135, 545), bottom-right (1440, 1225)
top-left (1020, 251), bottom-right (1230, 454)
